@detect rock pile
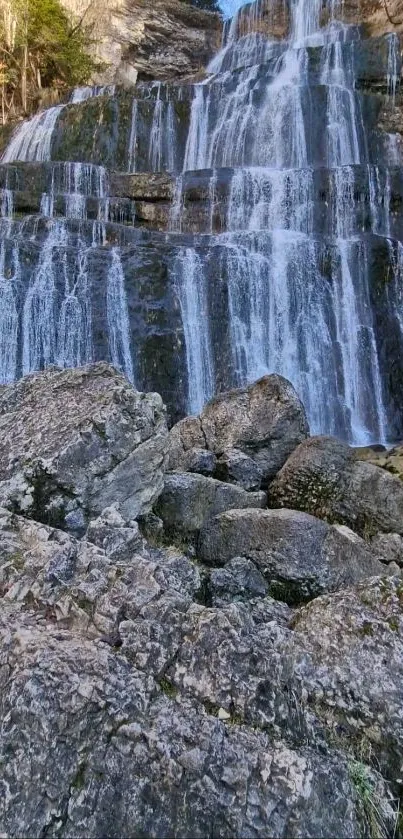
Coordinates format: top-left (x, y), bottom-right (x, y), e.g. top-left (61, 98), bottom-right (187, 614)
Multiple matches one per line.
top-left (0, 364), bottom-right (402, 837)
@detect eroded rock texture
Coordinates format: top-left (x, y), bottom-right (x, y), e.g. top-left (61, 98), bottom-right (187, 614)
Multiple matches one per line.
top-left (168, 375), bottom-right (310, 487)
top-left (268, 435), bottom-right (403, 537)
top-left (61, 0), bottom-right (222, 84)
top-left (0, 363), bottom-right (168, 534)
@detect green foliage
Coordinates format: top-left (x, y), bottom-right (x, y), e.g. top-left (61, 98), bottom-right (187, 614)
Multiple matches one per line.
top-left (181, 0), bottom-right (221, 12)
top-left (0, 0), bottom-right (100, 121)
top-left (349, 760), bottom-right (398, 839)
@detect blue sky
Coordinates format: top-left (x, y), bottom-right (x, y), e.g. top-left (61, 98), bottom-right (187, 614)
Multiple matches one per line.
top-left (218, 0), bottom-right (247, 18)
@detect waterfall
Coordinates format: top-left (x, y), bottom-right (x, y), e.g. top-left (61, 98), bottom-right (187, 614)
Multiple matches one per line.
top-left (0, 188), bottom-right (13, 218)
top-left (386, 33), bottom-right (400, 104)
top-left (1, 105), bottom-right (64, 163)
top-left (128, 99), bottom-right (138, 173)
top-left (0, 242), bottom-right (19, 383)
top-left (106, 249), bottom-right (134, 384)
top-left (56, 248), bottom-right (93, 370)
top-left (173, 248), bottom-right (214, 414)
top-left (0, 0), bottom-right (401, 439)
top-left (1, 84), bottom-right (117, 165)
top-left (70, 85), bottom-right (116, 103)
top-left (149, 84), bottom-right (164, 171)
top-left (169, 0), bottom-right (401, 442)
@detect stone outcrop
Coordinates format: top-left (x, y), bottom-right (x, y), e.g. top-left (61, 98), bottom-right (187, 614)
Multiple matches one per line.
top-left (61, 0), bottom-right (222, 84)
top-left (155, 472), bottom-right (267, 537)
top-left (268, 435), bottom-right (403, 538)
top-left (199, 507), bottom-right (390, 603)
top-left (0, 366), bottom-right (401, 836)
top-left (168, 375), bottom-right (310, 488)
top-left (0, 503), bottom-right (399, 837)
top-left (0, 363), bottom-right (168, 534)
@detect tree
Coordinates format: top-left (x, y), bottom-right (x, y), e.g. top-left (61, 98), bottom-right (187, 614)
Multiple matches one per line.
top-left (0, 0), bottom-right (100, 123)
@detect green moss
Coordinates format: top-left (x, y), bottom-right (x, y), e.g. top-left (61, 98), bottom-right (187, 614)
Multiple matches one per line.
top-left (71, 762), bottom-right (87, 791)
top-left (158, 677), bottom-right (178, 699)
top-left (388, 616), bottom-right (400, 632)
top-left (359, 620), bottom-right (375, 637)
top-left (203, 700), bottom-right (219, 717)
top-left (349, 760), bottom-right (391, 839)
top-left (8, 551), bottom-right (25, 571)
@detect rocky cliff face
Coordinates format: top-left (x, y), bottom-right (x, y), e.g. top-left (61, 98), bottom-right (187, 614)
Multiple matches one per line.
top-left (0, 364), bottom-right (402, 837)
top-left (61, 0), bottom-right (222, 84)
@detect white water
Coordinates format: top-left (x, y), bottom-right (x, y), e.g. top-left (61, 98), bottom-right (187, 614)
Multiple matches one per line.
top-left (70, 85), bottom-right (116, 103)
top-left (173, 0), bottom-right (397, 442)
top-left (128, 99), bottom-right (138, 173)
top-left (174, 248), bottom-right (214, 414)
top-left (106, 249), bottom-right (134, 384)
top-left (1, 105), bottom-right (65, 163)
top-left (0, 242), bottom-right (19, 383)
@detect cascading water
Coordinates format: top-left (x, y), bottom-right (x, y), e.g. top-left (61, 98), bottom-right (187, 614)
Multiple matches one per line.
top-left (1, 105), bottom-right (65, 163)
top-left (1, 85), bottom-right (117, 164)
top-left (172, 0), bottom-right (403, 443)
top-left (174, 248), bottom-right (214, 413)
top-left (0, 0), bottom-right (401, 435)
top-left (106, 248), bottom-right (134, 384)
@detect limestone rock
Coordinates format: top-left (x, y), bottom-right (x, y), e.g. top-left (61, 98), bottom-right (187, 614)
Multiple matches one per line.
top-left (0, 363), bottom-right (168, 533)
top-left (184, 448), bottom-right (218, 477)
top-left (155, 472), bottom-right (267, 536)
top-left (61, 0), bottom-right (222, 85)
top-left (86, 506), bottom-right (143, 560)
top-left (290, 575), bottom-right (403, 781)
top-left (370, 532), bottom-right (403, 566)
top-left (167, 415), bottom-right (207, 470)
top-left (0, 605), bottom-right (363, 839)
top-left (168, 375), bottom-right (309, 487)
top-left (214, 448), bottom-right (263, 490)
top-left (209, 556), bottom-right (268, 606)
top-left (355, 442), bottom-right (403, 481)
top-left (0, 503), bottom-right (400, 835)
top-left (199, 508), bottom-right (389, 603)
top-left (268, 435), bottom-right (403, 537)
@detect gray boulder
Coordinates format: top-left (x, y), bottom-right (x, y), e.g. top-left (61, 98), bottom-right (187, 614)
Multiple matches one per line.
top-left (214, 448), bottom-right (263, 490)
top-left (86, 506), bottom-right (143, 561)
top-left (0, 363), bottom-right (168, 533)
top-left (199, 508), bottom-right (389, 603)
top-left (155, 472), bottom-right (267, 537)
top-left (209, 557), bottom-right (268, 606)
top-left (168, 375), bottom-right (309, 486)
top-left (371, 532), bottom-right (403, 566)
top-left (268, 435), bottom-right (403, 538)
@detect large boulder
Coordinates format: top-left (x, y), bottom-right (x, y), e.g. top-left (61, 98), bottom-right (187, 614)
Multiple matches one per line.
top-left (0, 363), bottom-right (168, 534)
top-left (199, 508), bottom-right (390, 603)
top-left (268, 436), bottom-right (403, 538)
top-left (168, 375), bottom-right (309, 487)
top-left (169, 572), bottom-right (403, 789)
top-left (155, 472), bottom-right (267, 537)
